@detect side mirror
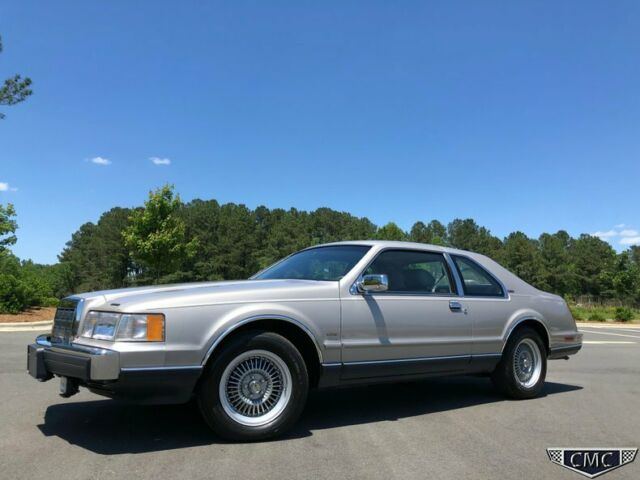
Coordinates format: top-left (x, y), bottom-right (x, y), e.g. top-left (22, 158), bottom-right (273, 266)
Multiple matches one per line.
top-left (357, 274), bottom-right (389, 293)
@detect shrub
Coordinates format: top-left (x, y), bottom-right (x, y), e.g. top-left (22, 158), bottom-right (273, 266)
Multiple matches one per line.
top-left (614, 307), bottom-right (634, 322)
top-left (0, 251), bottom-right (62, 313)
top-left (0, 273), bottom-right (45, 314)
top-left (569, 306), bottom-right (584, 321)
top-left (587, 311), bottom-right (605, 322)
top-left (0, 270), bottom-right (56, 314)
top-left (43, 297), bottom-right (60, 307)
top-left (0, 274), bottom-right (24, 313)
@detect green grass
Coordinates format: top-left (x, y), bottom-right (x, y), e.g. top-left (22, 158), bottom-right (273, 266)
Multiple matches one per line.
top-left (569, 304), bottom-right (640, 322)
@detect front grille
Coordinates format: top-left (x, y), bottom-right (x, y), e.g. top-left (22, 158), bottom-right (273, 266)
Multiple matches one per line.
top-left (51, 298), bottom-right (80, 344)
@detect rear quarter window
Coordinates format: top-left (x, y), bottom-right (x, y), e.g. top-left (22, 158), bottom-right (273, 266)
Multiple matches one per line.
top-left (452, 255), bottom-right (504, 297)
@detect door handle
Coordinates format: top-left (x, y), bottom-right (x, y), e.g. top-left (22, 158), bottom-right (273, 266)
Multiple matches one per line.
top-left (449, 301), bottom-right (463, 312)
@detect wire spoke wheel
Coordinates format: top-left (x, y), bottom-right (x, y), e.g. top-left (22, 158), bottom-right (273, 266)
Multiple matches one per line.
top-left (512, 338), bottom-right (542, 389)
top-left (219, 349), bottom-right (292, 427)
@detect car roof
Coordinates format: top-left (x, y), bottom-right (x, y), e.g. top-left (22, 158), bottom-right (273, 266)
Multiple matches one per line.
top-left (311, 240), bottom-right (542, 295)
top-left (310, 240), bottom-right (471, 255)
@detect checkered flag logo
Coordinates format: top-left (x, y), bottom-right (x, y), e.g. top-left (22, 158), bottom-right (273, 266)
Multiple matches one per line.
top-left (547, 449), bottom-right (563, 464)
top-left (547, 448), bottom-right (637, 478)
top-left (621, 449), bottom-right (637, 464)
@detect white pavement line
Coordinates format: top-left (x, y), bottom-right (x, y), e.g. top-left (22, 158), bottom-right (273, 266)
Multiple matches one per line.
top-left (0, 326), bottom-right (51, 332)
top-left (603, 328), bottom-right (640, 333)
top-left (580, 329), bottom-right (640, 339)
top-left (576, 323), bottom-right (640, 329)
top-left (583, 340), bottom-right (636, 345)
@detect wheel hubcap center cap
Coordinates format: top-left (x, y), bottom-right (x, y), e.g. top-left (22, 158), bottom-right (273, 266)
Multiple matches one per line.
top-left (522, 355), bottom-right (530, 370)
top-left (240, 372), bottom-right (269, 400)
top-left (513, 339), bottom-right (541, 388)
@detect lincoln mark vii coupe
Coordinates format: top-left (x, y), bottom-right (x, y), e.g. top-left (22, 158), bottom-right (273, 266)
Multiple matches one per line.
top-left (28, 241), bottom-right (582, 440)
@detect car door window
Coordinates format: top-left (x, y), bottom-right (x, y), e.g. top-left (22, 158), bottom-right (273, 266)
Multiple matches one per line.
top-left (364, 250), bottom-right (455, 294)
top-left (452, 255), bottom-right (504, 297)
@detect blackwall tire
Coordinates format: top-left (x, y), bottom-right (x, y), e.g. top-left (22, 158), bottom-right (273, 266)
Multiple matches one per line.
top-left (491, 327), bottom-right (547, 399)
top-left (197, 331), bottom-right (308, 441)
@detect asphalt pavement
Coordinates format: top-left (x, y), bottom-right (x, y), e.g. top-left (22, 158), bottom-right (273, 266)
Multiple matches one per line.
top-left (0, 326), bottom-right (638, 480)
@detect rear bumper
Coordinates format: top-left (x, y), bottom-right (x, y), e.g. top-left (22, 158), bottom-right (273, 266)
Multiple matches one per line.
top-left (27, 335), bottom-right (201, 404)
top-left (548, 330), bottom-right (583, 359)
top-left (549, 343), bottom-right (582, 359)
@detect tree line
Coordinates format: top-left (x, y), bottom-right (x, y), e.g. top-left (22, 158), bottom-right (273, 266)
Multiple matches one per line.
top-left (1, 185), bottom-right (639, 313)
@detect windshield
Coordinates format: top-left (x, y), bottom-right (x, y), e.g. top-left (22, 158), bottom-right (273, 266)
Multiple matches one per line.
top-left (254, 245), bottom-right (371, 281)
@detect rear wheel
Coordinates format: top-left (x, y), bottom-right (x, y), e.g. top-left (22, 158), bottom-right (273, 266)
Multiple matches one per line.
top-left (197, 331), bottom-right (308, 441)
top-left (491, 327), bottom-right (547, 399)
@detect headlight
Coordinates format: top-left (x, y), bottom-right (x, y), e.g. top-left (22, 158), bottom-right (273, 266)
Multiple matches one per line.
top-left (80, 311), bottom-right (165, 342)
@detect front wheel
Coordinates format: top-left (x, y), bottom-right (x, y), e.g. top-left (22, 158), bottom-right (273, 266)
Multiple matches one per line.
top-left (491, 327), bottom-right (547, 399)
top-left (197, 331), bottom-right (308, 441)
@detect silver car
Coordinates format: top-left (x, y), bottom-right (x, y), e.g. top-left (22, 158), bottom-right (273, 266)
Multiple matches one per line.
top-left (28, 241), bottom-right (582, 440)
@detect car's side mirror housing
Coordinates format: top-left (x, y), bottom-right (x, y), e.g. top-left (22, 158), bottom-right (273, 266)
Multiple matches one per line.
top-left (357, 274), bottom-right (389, 293)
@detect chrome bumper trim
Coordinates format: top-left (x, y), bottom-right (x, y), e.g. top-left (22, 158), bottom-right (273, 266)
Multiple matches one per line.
top-left (35, 334), bottom-right (120, 380)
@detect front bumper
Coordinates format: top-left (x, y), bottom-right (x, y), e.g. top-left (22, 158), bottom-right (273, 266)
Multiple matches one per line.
top-left (28, 335), bottom-right (201, 404)
top-left (28, 335), bottom-right (120, 381)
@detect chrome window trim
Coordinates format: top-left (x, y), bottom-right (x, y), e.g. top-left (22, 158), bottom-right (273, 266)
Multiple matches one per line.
top-left (443, 252), bottom-right (465, 296)
top-left (349, 247), bottom-right (460, 298)
top-left (251, 244), bottom-right (372, 281)
top-left (450, 254), bottom-right (510, 299)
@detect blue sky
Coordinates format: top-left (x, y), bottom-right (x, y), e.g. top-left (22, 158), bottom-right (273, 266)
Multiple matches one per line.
top-left (1, 1), bottom-right (639, 264)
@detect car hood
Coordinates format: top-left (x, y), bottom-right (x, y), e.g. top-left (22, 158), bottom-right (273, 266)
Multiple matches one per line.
top-left (72, 279), bottom-right (339, 312)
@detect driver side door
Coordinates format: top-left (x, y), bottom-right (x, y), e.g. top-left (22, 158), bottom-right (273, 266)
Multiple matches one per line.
top-left (340, 249), bottom-right (472, 380)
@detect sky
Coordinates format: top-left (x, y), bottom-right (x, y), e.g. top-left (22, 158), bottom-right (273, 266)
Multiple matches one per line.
top-left (1, 1), bottom-right (639, 264)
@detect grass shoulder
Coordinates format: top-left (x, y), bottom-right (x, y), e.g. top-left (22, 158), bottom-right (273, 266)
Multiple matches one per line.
top-left (569, 304), bottom-right (640, 323)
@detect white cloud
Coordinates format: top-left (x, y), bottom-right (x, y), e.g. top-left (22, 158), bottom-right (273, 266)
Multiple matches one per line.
top-left (90, 156), bottom-right (112, 166)
top-left (592, 229), bottom-right (618, 239)
top-left (0, 182), bottom-right (18, 192)
top-left (620, 236), bottom-right (640, 246)
top-left (591, 225), bottom-right (640, 248)
top-left (150, 156), bottom-right (171, 166)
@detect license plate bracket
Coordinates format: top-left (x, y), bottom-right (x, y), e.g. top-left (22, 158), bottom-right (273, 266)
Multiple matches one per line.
top-left (59, 376), bottom-right (79, 397)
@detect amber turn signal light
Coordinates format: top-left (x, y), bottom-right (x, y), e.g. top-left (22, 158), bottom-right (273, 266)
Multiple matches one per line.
top-left (146, 314), bottom-right (165, 341)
